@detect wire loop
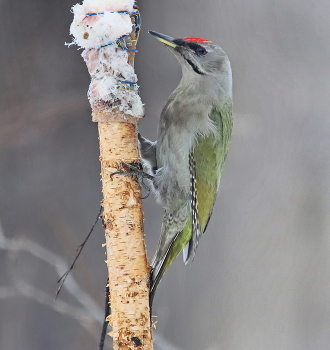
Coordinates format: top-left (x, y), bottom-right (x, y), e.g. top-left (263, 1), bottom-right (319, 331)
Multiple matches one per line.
top-left (86, 9), bottom-right (141, 90)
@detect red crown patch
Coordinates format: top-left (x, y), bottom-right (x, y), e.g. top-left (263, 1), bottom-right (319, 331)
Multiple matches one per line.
top-left (184, 37), bottom-right (212, 43)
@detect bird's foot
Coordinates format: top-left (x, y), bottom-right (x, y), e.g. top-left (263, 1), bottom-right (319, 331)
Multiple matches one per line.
top-left (110, 162), bottom-right (154, 199)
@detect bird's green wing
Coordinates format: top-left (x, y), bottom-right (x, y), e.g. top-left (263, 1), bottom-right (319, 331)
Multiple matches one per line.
top-left (151, 104), bottom-right (233, 292)
top-left (194, 104), bottom-right (233, 233)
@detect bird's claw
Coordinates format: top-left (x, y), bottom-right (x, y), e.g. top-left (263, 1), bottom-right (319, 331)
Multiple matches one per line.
top-left (110, 162), bottom-right (153, 199)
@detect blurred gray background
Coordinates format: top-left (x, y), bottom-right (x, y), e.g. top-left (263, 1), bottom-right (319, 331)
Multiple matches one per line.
top-left (1, 0), bottom-right (330, 349)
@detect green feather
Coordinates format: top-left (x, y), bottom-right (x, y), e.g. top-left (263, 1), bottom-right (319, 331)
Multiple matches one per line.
top-left (155, 104), bottom-right (233, 275)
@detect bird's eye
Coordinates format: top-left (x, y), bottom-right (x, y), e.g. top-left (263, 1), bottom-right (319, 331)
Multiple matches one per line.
top-left (195, 47), bottom-right (207, 56)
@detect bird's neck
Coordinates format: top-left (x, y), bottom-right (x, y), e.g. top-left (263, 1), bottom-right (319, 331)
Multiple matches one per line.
top-left (178, 73), bottom-right (232, 106)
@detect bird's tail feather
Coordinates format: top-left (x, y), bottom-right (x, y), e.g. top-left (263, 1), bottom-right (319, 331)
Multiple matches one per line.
top-left (149, 231), bottom-right (181, 307)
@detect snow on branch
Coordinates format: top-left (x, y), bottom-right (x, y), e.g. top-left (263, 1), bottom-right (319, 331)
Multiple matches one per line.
top-left (68, 0), bottom-right (144, 120)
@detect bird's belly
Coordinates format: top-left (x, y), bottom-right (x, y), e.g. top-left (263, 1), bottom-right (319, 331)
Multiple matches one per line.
top-left (155, 117), bottom-right (207, 211)
top-left (156, 158), bottom-right (191, 212)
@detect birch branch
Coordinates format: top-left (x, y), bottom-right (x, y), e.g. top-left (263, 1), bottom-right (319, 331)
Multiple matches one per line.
top-left (68, 0), bottom-right (152, 349)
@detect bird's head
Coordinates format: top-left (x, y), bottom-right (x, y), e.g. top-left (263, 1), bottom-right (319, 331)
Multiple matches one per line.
top-left (149, 30), bottom-right (230, 78)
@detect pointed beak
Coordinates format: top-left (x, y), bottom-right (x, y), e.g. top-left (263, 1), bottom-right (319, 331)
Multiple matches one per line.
top-left (148, 30), bottom-right (177, 48)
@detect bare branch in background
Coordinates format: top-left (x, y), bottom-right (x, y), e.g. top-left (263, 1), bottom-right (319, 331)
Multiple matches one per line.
top-left (0, 222), bottom-right (179, 349)
top-left (0, 221), bottom-right (103, 322)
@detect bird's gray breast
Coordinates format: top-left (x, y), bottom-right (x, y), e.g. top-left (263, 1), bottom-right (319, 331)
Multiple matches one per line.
top-left (154, 87), bottom-right (214, 212)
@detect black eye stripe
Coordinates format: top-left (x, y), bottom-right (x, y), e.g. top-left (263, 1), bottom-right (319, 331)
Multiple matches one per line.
top-left (187, 42), bottom-right (207, 55)
top-left (187, 42), bottom-right (201, 51)
top-left (173, 39), bottom-right (207, 56)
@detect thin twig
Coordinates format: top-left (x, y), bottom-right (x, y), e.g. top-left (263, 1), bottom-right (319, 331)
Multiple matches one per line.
top-left (56, 206), bottom-right (103, 298)
top-left (99, 279), bottom-right (110, 350)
